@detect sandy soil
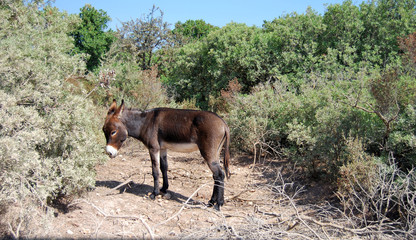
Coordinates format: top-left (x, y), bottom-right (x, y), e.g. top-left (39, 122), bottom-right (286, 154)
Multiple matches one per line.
top-left (38, 140), bottom-right (336, 239)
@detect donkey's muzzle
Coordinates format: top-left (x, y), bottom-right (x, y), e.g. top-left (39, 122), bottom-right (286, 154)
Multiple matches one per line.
top-left (105, 145), bottom-right (118, 158)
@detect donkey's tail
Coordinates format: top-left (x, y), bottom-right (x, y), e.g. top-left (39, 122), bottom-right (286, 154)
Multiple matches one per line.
top-left (223, 125), bottom-right (231, 179)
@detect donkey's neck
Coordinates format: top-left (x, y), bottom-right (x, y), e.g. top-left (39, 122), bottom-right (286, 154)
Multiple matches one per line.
top-left (120, 108), bottom-right (147, 139)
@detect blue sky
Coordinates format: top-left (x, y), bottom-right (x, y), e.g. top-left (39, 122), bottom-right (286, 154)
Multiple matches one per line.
top-left (53, 0), bottom-right (347, 30)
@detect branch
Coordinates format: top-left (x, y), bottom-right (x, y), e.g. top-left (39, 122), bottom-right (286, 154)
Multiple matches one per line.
top-left (286, 194), bottom-right (324, 240)
top-left (154, 182), bottom-right (211, 228)
top-left (71, 199), bottom-right (155, 240)
top-left (108, 178), bottom-right (133, 192)
top-left (225, 189), bottom-right (250, 201)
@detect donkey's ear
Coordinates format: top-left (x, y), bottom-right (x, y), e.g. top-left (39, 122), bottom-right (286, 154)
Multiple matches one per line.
top-left (107, 99), bottom-right (117, 115)
top-left (115, 99), bottom-right (125, 118)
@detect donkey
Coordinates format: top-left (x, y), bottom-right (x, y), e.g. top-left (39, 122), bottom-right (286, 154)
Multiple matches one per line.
top-left (102, 99), bottom-right (231, 210)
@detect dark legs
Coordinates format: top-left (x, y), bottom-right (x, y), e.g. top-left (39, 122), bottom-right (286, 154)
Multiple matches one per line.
top-left (160, 149), bottom-right (169, 194)
top-left (200, 141), bottom-right (226, 211)
top-left (149, 148), bottom-right (169, 198)
top-left (208, 161), bottom-right (225, 210)
top-left (150, 146), bottom-right (225, 210)
top-left (149, 148), bottom-right (160, 198)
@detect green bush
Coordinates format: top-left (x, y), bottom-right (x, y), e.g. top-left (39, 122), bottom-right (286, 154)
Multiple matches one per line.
top-left (337, 136), bottom-right (379, 198)
top-left (90, 39), bottom-right (170, 109)
top-left (226, 82), bottom-right (281, 154)
top-left (0, 2), bottom-right (104, 236)
top-left (226, 69), bottom-right (385, 179)
top-left (389, 104), bottom-right (416, 169)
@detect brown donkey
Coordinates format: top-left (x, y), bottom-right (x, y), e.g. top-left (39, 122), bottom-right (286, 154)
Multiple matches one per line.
top-left (102, 99), bottom-right (231, 210)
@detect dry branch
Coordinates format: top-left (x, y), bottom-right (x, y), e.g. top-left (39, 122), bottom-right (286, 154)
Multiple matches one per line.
top-left (154, 182), bottom-right (212, 228)
top-left (70, 199), bottom-right (155, 240)
top-left (109, 178), bottom-right (133, 191)
top-left (225, 189), bottom-right (250, 201)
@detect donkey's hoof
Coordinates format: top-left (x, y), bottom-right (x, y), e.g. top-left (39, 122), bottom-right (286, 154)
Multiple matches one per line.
top-left (207, 200), bottom-right (215, 208)
top-left (162, 192), bottom-right (172, 200)
top-left (214, 204), bottom-right (221, 211)
top-left (149, 193), bottom-right (157, 200)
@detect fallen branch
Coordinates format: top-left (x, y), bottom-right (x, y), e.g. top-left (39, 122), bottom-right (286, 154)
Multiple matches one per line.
top-left (8, 220), bottom-right (22, 240)
top-left (110, 178), bottom-right (133, 191)
top-left (154, 182), bottom-right (211, 228)
top-left (254, 205), bottom-right (281, 218)
top-left (302, 215), bottom-right (407, 236)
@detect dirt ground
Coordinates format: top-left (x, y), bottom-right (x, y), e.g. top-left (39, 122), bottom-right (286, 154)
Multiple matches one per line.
top-left (38, 140), bottom-right (339, 239)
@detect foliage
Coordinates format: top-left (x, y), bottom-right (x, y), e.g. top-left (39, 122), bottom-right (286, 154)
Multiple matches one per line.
top-left (226, 82), bottom-right (280, 155)
top-left (164, 0), bottom-right (416, 110)
top-left (389, 105), bottom-right (416, 170)
top-left (166, 23), bottom-right (263, 109)
top-left (1, 0), bottom-right (416, 237)
top-left (320, 0), bottom-right (416, 67)
top-left (91, 38), bottom-right (170, 109)
top-left (117, 5), bottom-right (171, 70)
top-left (263, 7), bottom-right (325, 84)
top-left (172, 19), bottom-right (219, 45)
top-left (227, 58), bottom-right (415, 178)
top-left (358, 0), bottom-right (416, 65)
top-left (320, 1), bottom-right (363, 54)
top-left (71, 4), bottom-right (115, 71)
top-left (226, 75), bottom-right (381, 179)
top-left (0, 1), bottom-right (104, 236)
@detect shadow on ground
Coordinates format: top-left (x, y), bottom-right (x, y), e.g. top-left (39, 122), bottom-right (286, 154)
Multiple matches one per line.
top-left (95, 180), bottom-right (208, 207)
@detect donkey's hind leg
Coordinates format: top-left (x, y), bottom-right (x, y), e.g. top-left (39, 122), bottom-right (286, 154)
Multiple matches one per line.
top-left (207, 161), bottom-right (225, 210)
top-left (160, 149), bottom-right (169, 194)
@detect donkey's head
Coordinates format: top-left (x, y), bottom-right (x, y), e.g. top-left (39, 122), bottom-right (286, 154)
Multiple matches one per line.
top-left (103, 99), bottom-right (128, 158)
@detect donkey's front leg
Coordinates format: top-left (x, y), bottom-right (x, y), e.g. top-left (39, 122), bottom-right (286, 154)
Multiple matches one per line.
top-left (149, 148), bottom-right (160, 199)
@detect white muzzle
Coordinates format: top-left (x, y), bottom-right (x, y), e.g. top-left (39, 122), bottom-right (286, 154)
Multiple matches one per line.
top-left (106, 145), bottom-right (118, 158)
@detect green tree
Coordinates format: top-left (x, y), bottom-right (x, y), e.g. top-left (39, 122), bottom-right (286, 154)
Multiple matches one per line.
top-left (166, 23), bottom-right (261, 109)
top-left (263, 7), bottom-right (325, 85)
top-left (359, 0), bottom-right (416, 66)
top-left (118, 5), bottom-right (171, 70)
top-left (172, 19), bottom-right (219, 45)
top-left (320, 0), bottom-right (363, 64)
top-left (71, 4), bottom-right (115, 71)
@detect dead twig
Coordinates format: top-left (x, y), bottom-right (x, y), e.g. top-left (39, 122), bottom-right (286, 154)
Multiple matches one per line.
top-left (154, 182), bottom-right (212, 228)
top-left (109, 178), bottom-right (133, 191)
top-left (8, 220), bottom-right (22, 240)
top-left (254, 205), bottom-right (281, 218)
top-left (286, 195), bottom-right (324, 240)
top-left (225, 189), bottom-right (250, 201)
top-left (71, 199), bottom-right (155, 240)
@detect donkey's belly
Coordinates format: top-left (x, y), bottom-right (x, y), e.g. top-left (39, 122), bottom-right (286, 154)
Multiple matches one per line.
top-left (161, 141), bottom-right (199, 153)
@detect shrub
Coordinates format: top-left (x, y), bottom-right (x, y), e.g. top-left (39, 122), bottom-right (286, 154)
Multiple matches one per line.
top-left (226, 75), bottom-right (379, 179)
top-left (0, 2), bottom-right (104, 237)
top-left (337, 137), bottom-right (379, 201)
top-left (91, 39), bottom-right (170, 109)
top-left (226, 82), bottom-right (281, 155)
top-left (388, 104), bottom-right (416, 169)
top-left (337, 139), bottom-right (416, 237)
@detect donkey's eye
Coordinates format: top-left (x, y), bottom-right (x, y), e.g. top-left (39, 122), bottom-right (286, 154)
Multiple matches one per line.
top-left (111, 130), bottom-right (117, 136)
